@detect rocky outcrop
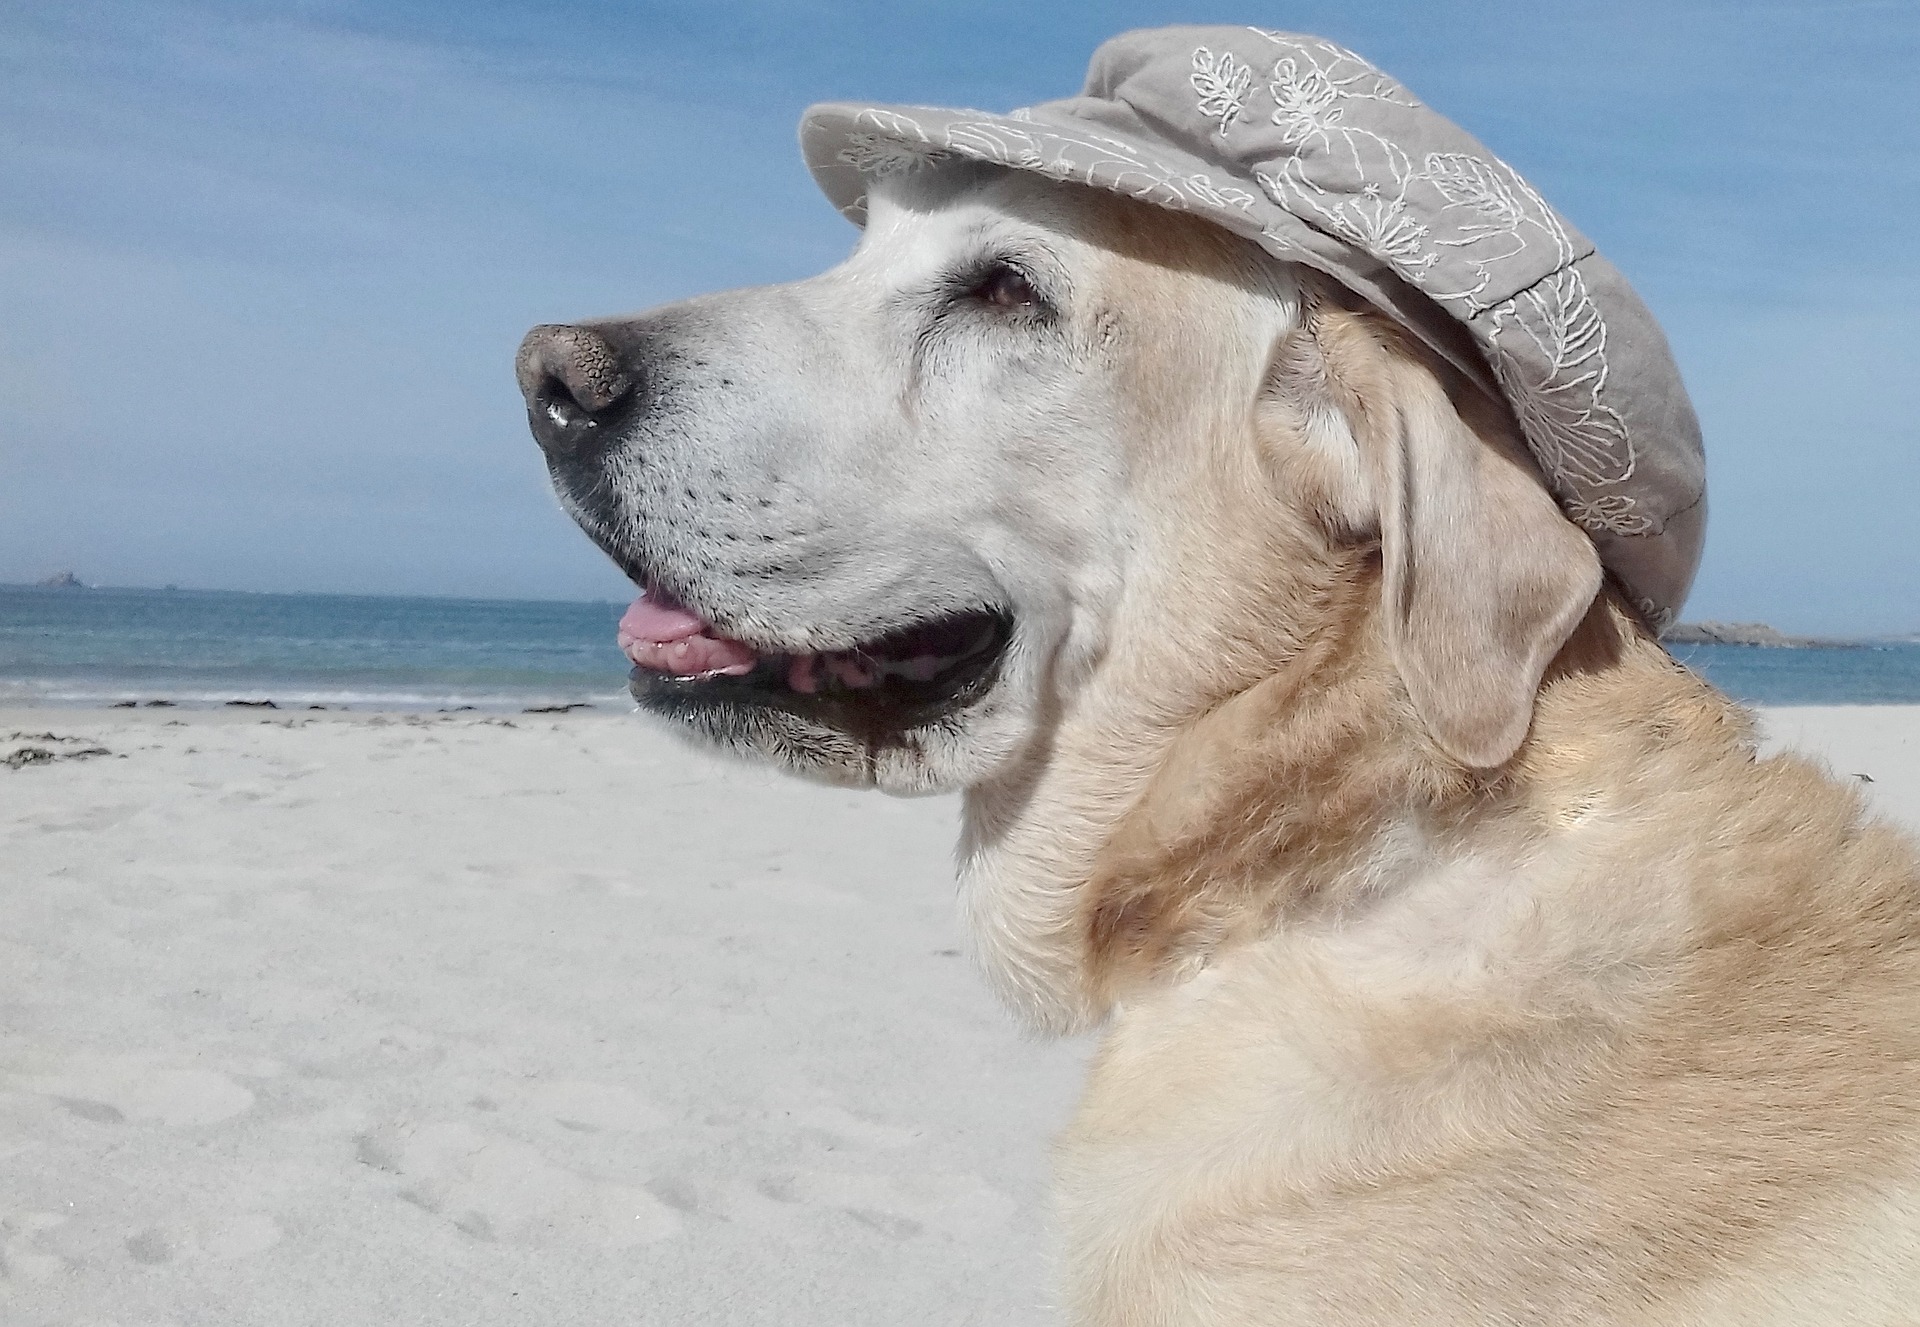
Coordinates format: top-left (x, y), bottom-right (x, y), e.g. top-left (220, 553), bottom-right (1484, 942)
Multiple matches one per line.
top-left (1662, 620), bottom-right (1821, 648)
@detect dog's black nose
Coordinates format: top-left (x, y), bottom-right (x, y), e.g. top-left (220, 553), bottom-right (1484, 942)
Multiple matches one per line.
top-left (515, 323), bottom-right (634, 459)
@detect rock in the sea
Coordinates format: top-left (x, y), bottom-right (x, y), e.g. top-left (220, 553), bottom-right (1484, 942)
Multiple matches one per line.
top-left (38, 571), bottom-right (87, 589)
top-left (1662, 620), bottom-right (1819, 648)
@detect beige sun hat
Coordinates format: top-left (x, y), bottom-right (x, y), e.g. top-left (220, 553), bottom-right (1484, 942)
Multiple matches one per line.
top-left (800, 25), bottom-right (1706, 628)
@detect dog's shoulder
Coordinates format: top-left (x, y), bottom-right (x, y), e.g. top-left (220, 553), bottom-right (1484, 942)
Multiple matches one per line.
top-left (1058, 627), bottom-right (1920, 1323)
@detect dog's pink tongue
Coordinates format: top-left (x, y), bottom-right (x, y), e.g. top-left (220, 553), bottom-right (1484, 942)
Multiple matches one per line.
top-left (619, 588), bottom-right (708, 644)
top-left (618, 586), bottom-right (757, 678)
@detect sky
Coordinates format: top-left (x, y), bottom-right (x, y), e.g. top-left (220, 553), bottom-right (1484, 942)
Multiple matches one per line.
top-left (1, 1), bottom-right (1915, 634)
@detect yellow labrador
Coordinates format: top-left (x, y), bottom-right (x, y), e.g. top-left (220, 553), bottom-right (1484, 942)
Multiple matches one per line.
top-left (518, 164), bottom-right (1920, 1324)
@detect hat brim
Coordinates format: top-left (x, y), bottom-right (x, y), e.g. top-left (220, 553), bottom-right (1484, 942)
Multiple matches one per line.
top-left (800, 99), bottom-right (1500, 401)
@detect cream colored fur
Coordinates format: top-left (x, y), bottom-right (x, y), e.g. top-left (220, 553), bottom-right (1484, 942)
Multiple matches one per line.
top-left (563, 169), bottom-right (1920, 1322)
top-left (932, 192), bottom-right (1920, 1323)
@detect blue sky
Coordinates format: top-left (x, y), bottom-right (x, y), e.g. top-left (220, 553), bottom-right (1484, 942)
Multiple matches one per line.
top-left (1, 1), bottom-right (1915, 633)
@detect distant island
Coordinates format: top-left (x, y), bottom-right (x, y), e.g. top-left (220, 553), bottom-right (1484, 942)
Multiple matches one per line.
top-left (38, 571), bottom-right (88, 589)
top-left (1662, 621), bottom-right (1826, 648)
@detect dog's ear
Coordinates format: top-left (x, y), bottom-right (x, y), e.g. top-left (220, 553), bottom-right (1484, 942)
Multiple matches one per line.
top-left (1288, 296), bottom-right (1602, 768)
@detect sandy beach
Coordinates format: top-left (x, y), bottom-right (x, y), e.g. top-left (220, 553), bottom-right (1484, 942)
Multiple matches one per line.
top-left (4, 703), bottom-right (1917, 1325)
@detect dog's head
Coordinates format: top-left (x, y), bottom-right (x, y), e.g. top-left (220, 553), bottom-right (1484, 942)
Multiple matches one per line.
top-left (518, 165), bottom-right (1600, 796)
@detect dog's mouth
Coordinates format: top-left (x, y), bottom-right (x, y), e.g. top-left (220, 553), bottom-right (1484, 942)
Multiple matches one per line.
top-left (619, 583), bottom-right (1012, 737)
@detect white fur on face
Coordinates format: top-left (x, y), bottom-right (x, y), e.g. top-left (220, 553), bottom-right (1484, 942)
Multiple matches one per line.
top-left (553, 168), bottom-right (1296, 796)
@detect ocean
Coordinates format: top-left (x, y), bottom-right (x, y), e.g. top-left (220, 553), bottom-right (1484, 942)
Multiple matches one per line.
top-left (0, 585), bottom-right (629, 712)
top-left (3, 584), bottom-right (1918, 712)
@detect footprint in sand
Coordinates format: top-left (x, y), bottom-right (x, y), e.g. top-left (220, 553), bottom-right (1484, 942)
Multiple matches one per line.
top-left (125, 1227), bottom-right (175, 1265)
top-left (19, 1055), bottom-right (254, 1128)
top-left (122, 1212), bottom-right (283, 1265)
top-left (789, 1101), bottom-right (923, 1150)
top-left (0, 1211), bottom-right (68, 1281)
top-left (19, 803), bottom-right (142, 836)
top-left (354, 1120), bottom-right (678, 1249)
top-left (200, 1210), bottom-right (285, 1259)
top-left (748, 1167), bottom-right (1013, 1242)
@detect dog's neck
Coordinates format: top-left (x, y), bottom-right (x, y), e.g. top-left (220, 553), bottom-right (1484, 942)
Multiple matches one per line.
top-left (958, 578), bottom-right (1697, 1034)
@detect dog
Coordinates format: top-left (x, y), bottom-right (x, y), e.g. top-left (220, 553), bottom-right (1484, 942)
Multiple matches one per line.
top-left (517, 162), bottom-right (1920, 1323)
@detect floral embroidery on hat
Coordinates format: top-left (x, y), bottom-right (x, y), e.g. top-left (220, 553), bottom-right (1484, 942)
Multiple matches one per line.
top-left (836, 133), bottom-right (948, 179)
top-left (1267, 57), bottom-right (1345, 144)
top-left (1423, 154), bottom-right (1526, 242)
top-left (1563, 493), bottom-right (1654, 537)
top-left (1189, 47), bottom-right (1254, 135)
top-left (1486, 268), bottom-right (1639, 519)
top-left (1182, 174), bottom-right (1260, 212)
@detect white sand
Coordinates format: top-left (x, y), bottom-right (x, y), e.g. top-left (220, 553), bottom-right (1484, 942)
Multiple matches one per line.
top-left (3, 704), bottom-right (1917, 1325)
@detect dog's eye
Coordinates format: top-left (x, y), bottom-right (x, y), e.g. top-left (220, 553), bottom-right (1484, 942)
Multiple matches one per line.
top-left (969, 264), bottom-right (1040, 311)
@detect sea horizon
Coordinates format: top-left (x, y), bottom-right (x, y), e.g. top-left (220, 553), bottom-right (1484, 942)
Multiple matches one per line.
top-left (0, 583), bottom-right (633, 713)
top-left (5, 581), bottom-right (1920, 711)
